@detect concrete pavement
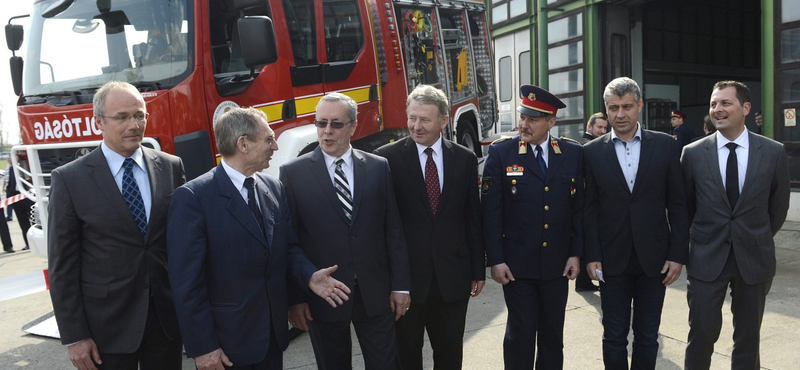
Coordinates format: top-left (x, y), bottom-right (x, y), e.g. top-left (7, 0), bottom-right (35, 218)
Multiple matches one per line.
top-left (1, 219), bottom-right (799, 369)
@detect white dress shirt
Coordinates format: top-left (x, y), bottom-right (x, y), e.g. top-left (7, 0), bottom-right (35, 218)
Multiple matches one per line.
top-left (716, 130), bottom-right (749, 194)
top-left (322, 147), bottom-right (355, 196)
top-left (220, 158), bottom-right (259, 207)
top-left (611, 124), bottom-right (643, 193)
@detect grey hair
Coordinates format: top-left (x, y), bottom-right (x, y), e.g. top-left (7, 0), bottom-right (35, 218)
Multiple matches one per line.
top-left (603, 77), bottom-right (642, 103)
top-left (318, 92), bottom-right (358, 124)
top-left (93, 81), bottom-right (144, 119)
top-left (407, 84), bottom-right (449, 120)
top-left (214, 107), bottom-right (268, 157)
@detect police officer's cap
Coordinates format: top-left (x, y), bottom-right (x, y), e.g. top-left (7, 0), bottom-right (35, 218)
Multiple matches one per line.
top-left (517, 85), bottom-right (566, 117)
top-left (671, 110), bottom-right (686, 119)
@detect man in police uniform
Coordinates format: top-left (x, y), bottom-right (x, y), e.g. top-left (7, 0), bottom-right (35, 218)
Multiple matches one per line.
top-left (671, 110), bottom-right (695, 154)
top-left (481, 85), bottom-right (583, 370)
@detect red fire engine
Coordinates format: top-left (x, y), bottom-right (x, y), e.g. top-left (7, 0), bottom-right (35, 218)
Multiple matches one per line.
top-left (5, 0), bottom-right (496, 257)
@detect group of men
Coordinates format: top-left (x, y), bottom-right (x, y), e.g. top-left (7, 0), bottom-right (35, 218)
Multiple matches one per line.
top-left (45, 76), bottom-right (789, 370)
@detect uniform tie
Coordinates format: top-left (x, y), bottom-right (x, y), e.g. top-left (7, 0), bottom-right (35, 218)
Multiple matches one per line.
top-left (725, 142), bottom-right (739, 209)
top-left (535, 145), bottom-right (547, 178)
top-left (424, 147), bottom-right (440, 215)
top-left (334, 159), bottom-right (353, 222)
top-left (121, 158), bottom-right (147, 240)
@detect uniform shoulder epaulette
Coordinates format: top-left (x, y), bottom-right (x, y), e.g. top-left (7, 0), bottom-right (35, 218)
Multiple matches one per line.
top-left (559, 136), bottom-right (580, 144)
top-left (491, 136), bottom-right (513, 145)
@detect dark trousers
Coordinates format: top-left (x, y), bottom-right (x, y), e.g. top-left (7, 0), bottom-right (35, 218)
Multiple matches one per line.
top-left (599, 255), bottom-right (666, 370)
top-left (97, 301), bottom-right (182, 370)
top-left (308, 283), bottom-right (398, 370)
top-left (0, 217), bottom-right (12, 250)
top-left (575, 257), bottom-right (595, 288)
top-left (396, 274), bottom-right (469, 370)
top-left (12, 197), bottom-right (32, 247)
top-left (225, 328), bottom-right (283, 370)
top-left (502, 277), bottom-right (568, 370)
top-left (685, 251), bottom-right (771, 370)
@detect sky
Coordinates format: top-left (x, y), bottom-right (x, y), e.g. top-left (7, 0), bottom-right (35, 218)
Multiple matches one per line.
top-left (0, 0), bottom-right (33, 146)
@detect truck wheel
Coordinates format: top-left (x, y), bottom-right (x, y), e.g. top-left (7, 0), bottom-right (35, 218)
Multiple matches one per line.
top-left (457, 123), bottom-right (479, 157)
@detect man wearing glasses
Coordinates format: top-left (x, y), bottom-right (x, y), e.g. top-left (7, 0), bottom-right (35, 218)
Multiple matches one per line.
top-left (280, 92), bottom-right (411, 369)
top-left (48, 81), bottom-right (186, 370)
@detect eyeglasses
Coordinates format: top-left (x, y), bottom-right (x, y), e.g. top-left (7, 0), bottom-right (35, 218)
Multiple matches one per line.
top-left (314, 120), bottom-right (352, 129)
top-left (102, 112), bottom-right (150, 123)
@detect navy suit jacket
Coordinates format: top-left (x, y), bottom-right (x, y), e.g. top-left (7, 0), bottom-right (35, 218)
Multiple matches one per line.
top-left (279, 147), bottom-right (411, 322)
top-left (583, 129), bottom-right (690, 277)
top-left (481, 136), bottom-right (584, 280)
top-left (168, 165), bottom-right (317, 365)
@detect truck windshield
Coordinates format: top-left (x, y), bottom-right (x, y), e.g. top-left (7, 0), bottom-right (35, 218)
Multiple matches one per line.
top-left (24, 0), bottom-right (192, 96)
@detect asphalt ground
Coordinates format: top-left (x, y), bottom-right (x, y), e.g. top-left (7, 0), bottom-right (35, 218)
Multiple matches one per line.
top-left (1, 219), bottom-right (799, 369)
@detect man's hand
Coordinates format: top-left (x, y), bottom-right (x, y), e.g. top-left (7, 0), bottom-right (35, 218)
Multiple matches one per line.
top-left (562, 256), bottom-right (580, 280)
top-left (587, 261), bottom-right (603, 281)
top-left (470, 280), bottom-right (486, 297)
top-left (194, 348), bottom-right (232, 370)
top-left (309, 265), bottom-right (351, 307)
top-left (68, 338), bottom-right (101, 370)
top-left (289, 303), bottom-right (313, 331)
top-left (490, 263), bottom-right (515, 285)
top-left (661, 261), bottom-right (683, 286)
top-left (389, 292), bottom-right (410, 321)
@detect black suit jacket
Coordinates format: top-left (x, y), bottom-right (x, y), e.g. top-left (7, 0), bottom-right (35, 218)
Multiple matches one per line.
top-left (583, 129), bottom-right (689, 276)
top-left (48, 146), bottom-right (185, 352)
top-left (168, 165), bottom-right (317, 365)
top-left (374, 137), bottom-right (484, 303)
top-left (279, 147), bottom-right (411, 321)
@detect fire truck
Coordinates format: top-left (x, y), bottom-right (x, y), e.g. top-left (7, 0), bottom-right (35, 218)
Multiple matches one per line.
top-left (5, 0), bottom-right (497, 257)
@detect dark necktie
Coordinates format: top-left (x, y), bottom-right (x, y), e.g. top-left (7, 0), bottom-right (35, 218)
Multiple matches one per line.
top-left (121, 158), bottom-right (147, 240)
top-left (725, 142), bottom-right (739, 208)
top-left (334, 159), bottom-right (353, 222)
top-left (424, 147), bottom-right (440, 215)
top-left (243, 177), bottom-right (262, 227)
top-left (535, 145), bottom-right (547, 178)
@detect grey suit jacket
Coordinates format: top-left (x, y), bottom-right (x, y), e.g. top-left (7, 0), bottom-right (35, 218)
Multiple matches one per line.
top-left (681, 131), bottom-right (790, 284)
top-left (48, 146), bottom-right (185, 352)
top-left (279, 147), bottom-right (411, 322)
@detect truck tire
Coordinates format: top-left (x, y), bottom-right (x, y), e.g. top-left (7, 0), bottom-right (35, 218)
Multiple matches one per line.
top-left (457, 122), bottom-right (479, 157)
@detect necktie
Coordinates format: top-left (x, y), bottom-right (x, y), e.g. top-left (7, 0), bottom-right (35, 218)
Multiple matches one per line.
top-left (424, 147), bottom-right (440, 215)
top-left (121, 158), bottom-right (147, 240)
top-left (243, 177), bottom-right (262, 227)
top-left (725, 142), bottom-right (739, 208)
top-left (535, 145), bottom-right (547, 178)
top-left (334, 159), bottom-right (353, 222)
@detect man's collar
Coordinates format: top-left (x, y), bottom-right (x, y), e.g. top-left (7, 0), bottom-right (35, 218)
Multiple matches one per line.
top-left (101, 142), bottom-right (144, 173)
top-left (322, 146), bottom-right (354, 169)
top-left (414, 135), bottom-right (443, 156)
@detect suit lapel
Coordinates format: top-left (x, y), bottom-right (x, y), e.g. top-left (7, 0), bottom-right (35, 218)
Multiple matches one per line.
top-left (310, 147), bottom-right (350, 224)
top-left (439, 140), bottom-right (456, 217)
top-left (215, 166), bottom-right (267, 246)
top-left (739, 132), bottom-right (762, 209)
top-left (518, 142), bottom-right (544, 180)
top-left (255, 174), bottom-right (274, 248)
top-left (701, 134), bottom-right (727, 207)
top-left (546, 137), bottom-right (563, 184)
top-left (350, 150), bottom-right (366, 223)
top-left (142, 148), bottom-right (162, 243)
top-left (631, 130), bottom-right (654, 196)
top-left (403, 138), bottom-right (433, 218)
top-left (85, 149), bottom-right (143, 239)
top-left (602, 134), bottom-right (630, 195)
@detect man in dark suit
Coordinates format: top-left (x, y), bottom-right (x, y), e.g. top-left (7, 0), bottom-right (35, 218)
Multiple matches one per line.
top-left (581, 112), bottom-right (608, 145)
top-left (671, 110), bottom-right (696, 154)
top-left (681, 81), bottom-right (790, 370)
top-left (280, 92), bottom-right (412, 369)
top-left (6, 164), bottom-right (33, 249)
top-left (482, 85), bottom-right (583, 370)
top-left (373, 85), bottom-right (484, 370)
top-left (583, 77), bottom-right (689, 370)
top-left (168, 107), bottom-right (350, 370)
top-left (48, 81), bottom-right (185, 370)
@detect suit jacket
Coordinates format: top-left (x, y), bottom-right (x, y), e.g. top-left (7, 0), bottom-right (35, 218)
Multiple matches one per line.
top-left (48, 146), bottom-right (185, 352)
top-left (481, 136), bottom-right (584, 280)
top-left (279, 147), bottom-right (411, 322)
top-left (673, 124), bottom-right (696, 154)
top-left (583, 129), bottom-right (689, 277)
top-left (167, 165), bottom-right (317, 365)
top-left (681, 131), bottom-right (790, 284)
top-left (374, 137), bottom-right (484, 303)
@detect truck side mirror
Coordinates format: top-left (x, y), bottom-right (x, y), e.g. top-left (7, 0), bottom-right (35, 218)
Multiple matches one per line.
top-left (5, 24), bottom-right (24, 51)
top-left (10, 56), bottom-right (23, 95)
top-left (237, 16), bottom-right (277, 73)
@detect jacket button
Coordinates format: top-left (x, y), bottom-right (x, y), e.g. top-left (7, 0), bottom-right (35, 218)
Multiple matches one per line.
top-left (544, 186), bottom-right (549, 192)
top-left (544, 205), bottom-right (549, 211)
top-left (542, 242), bottom-right (548, 247)
top-left (544, 224), bottom-right (549, 229)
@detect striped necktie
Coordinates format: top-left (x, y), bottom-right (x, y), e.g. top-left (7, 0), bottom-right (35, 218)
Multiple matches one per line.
top-left (334, 159), bottom-right (353, 222)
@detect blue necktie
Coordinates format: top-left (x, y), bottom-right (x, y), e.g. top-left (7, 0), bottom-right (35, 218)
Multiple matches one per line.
top-left (122, 158), bottom-right (147, 240)
top-left (535, 145), bottom-right (547, 178)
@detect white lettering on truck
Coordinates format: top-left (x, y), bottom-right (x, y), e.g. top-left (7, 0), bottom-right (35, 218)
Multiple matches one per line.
top-left (33, 116), bottom-right (101, 140)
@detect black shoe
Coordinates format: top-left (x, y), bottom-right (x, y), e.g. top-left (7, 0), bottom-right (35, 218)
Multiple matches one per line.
top-left (3, 249), bottom-right (14, 253)
top-left (575, 283), bottom-right (599, 292)
top-left (22, 246), bottom-right (29, 251)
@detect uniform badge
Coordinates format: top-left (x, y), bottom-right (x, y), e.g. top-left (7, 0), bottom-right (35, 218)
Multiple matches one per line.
top-left (550, 136), bottom-right (561, 155)
top-left (570, 186), bottom-right (576, 197)
top-left (518, 140), bottom-right (527, 155)
top-left (506, 164), bottom-right (524, 176)
top-left (511, 186), bottom-right (518, 195)
top-left (482, 176), bottom-right (492, 195)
